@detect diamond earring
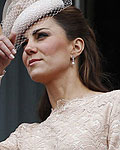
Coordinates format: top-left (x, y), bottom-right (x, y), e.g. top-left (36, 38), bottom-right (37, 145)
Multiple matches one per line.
top-left (71, 56), bottom-right (75, 65)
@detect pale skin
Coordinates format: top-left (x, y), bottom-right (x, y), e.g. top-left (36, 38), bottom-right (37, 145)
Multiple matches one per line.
top-left (0, 25), bottom-right (16, 74)
top-left (0, 18), bottom-right (102, 109)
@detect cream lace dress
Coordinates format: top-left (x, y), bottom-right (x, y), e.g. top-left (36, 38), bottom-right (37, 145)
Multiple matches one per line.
top-left (0, 90), bottom-right (120, 150)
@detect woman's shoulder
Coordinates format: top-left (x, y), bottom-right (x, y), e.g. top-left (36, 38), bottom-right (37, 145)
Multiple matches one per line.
top-left (77, 89), bottom-right (120, 110)
top-left (79, 89), bottom-right (120, 105)
top-left (0, 122), bottom-right (40, 149)
top-left (68, 90), bottom-right (120, 108)
top-left (90, 89), bottom-right (120, 108)
top-left (105, 89), bottom-right (120, 95)
top-left (15, 122), bottom-right (40, 134)
top-left (98, 89), bottom-right (120, 101)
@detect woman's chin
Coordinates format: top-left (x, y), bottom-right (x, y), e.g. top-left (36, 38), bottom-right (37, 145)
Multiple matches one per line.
top-left (30, 75), bottom-right (43, 83)
top-left (29, 73), bottom-right (49, 84)
top-left (28, 69), bottom-right (56, 84)
top-left (31, 77), bottom-right (41, 83)
top-left (28, 70), bottom-right (44, 83)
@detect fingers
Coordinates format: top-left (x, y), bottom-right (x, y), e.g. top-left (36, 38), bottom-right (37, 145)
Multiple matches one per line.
top-left (0, 25), bottom-right (17, 60)
top-left (0, 49), bottom-right (8, 59)
top-left (0, 34), bottom-right (15, 51)
top-left (0, 40), bottom-right (15, 59)
top-left (9, 32), bottom-right (16, 45)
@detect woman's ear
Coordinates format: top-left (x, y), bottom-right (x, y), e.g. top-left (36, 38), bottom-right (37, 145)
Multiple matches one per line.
top-left (70, 38), bottom-right (84, 58)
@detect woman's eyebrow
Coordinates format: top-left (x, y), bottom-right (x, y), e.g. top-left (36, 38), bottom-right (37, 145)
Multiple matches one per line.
top-left (32, 28), bottom-right (50, 35)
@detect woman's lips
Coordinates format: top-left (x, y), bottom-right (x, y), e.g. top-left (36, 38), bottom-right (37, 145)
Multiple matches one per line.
top-left (29, 59), bottom-right (43, 66)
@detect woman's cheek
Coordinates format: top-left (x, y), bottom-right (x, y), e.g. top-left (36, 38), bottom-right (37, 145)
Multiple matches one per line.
top-left (40, 39), bottom-right (62, 56)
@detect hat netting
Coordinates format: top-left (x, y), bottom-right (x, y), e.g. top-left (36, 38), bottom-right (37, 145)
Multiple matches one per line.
top-left (2, 0), bottom-right (72, 49)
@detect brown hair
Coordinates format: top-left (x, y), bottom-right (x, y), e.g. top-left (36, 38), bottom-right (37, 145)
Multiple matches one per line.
top-left (39, 6), bottom-right (109, 122)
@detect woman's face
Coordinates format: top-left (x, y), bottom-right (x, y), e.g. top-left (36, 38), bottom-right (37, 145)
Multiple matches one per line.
top-left (22, 18), bottom-right (73, 84)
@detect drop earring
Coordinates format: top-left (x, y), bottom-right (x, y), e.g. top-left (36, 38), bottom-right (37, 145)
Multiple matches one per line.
top-left (71, 56), bottom-right (75, 65)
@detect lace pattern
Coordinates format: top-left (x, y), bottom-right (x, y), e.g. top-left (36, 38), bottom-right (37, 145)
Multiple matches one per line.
top-left (0, 90), bottom-right (120, 149)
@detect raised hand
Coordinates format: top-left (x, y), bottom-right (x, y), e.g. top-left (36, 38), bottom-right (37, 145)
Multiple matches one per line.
top-left (0, 25), bottom-right (16, 75)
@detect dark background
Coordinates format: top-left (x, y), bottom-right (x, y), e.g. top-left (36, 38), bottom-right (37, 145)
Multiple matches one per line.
top-left (84, 0), bottom-right (120, 89)
top-left (0, 0), bottom-right (120, 141)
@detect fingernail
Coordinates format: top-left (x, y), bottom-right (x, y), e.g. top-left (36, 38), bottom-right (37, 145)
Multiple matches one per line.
top-left (9, 54), bottom-right (15, 59)
top-left (11, 48), bottom-right (16, 54)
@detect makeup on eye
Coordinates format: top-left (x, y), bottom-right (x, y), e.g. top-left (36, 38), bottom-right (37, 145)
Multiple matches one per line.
top-left (35, 32), bottom-right (49, 40)
top-left (21, 28), bottom-right (51, 49)
top-left (32, 28), bottom-right (50, 40)
top-left (21, 32), bottom-right (49, 49)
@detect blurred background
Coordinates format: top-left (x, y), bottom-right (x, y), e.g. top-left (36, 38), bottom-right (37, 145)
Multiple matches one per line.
top-left (0, 0), bottom-right (120, 141)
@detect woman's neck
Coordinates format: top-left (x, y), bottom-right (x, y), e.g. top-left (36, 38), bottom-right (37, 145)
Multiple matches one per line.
top-left (45, 68), bottom-right (93, 109)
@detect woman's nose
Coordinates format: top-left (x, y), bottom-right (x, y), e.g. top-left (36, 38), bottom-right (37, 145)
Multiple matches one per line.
top-left (24, 41), bottom-right (38, 55)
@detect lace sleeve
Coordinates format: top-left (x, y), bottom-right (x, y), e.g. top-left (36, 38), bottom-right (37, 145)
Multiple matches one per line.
top-left (108, 96), bottom-right (120, 150)
top-left (0, 123), bottom-right (29, 150)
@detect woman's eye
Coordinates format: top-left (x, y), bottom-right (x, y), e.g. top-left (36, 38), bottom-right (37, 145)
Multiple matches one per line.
top-left (36, 32), bottom-right (48, 39)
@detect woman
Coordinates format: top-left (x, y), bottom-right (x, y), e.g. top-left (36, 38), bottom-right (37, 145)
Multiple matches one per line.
top-left (0, 0), bottom-right (120, 149)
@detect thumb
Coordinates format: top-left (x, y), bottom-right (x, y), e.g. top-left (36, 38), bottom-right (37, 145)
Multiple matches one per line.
top-left (9, 32), bottom-right (17, 45)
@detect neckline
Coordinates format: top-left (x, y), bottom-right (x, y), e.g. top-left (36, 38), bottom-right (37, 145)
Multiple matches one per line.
top-left (51, 90), bottom-right (115, 112)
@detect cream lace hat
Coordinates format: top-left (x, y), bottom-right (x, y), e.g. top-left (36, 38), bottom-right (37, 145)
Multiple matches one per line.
top-left (2, 0), bottom-right (72, 48)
